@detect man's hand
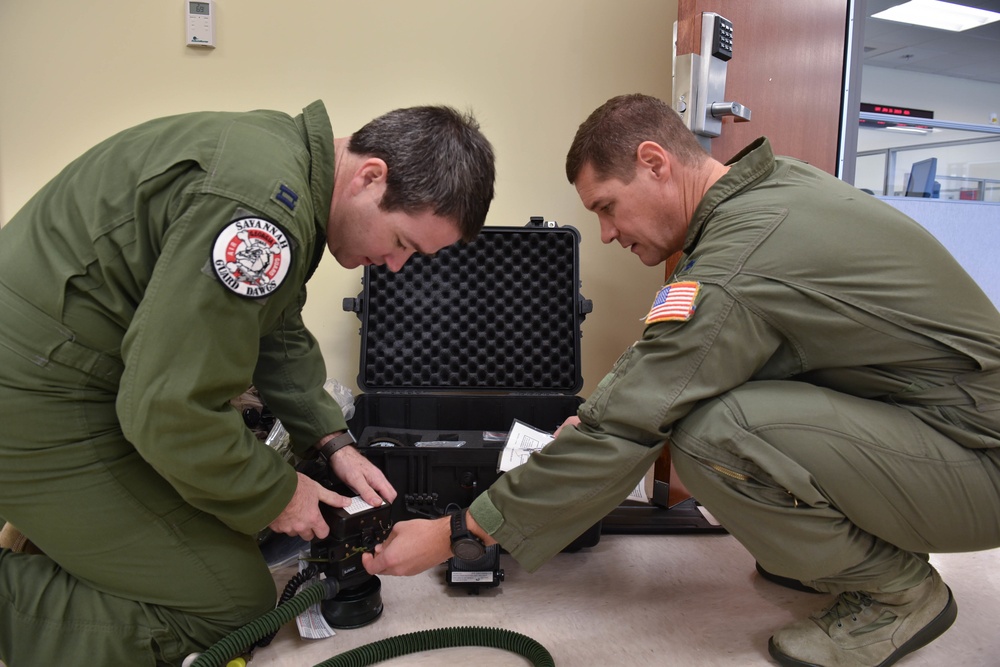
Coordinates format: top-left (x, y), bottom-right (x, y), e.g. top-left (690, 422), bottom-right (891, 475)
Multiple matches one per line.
top-left (327, 444), bottom-right (397, 507)
top-left (363, 511), bottom-right (497, 577)
top-left (361, 516), bottom-right (452, 576)
top-left (268, 471), bottom-right (350, 541)
top-left (554, 415), bottom-right (581, 437)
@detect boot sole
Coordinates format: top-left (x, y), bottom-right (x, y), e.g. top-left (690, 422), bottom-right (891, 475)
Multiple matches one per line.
top-left (767, 586), bottom-right (958, 667)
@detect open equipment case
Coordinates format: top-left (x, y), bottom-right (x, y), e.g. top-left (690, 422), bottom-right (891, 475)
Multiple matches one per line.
top-left (342, 218), bottom-right (721, 558)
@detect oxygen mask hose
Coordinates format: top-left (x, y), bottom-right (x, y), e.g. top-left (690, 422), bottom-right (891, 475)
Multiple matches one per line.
top-left (313, 625), bottom-right (555, 667)
top-left (186, 576), bottom-right (555, 667)
top-left (189, 577), bottom-right (338, 667)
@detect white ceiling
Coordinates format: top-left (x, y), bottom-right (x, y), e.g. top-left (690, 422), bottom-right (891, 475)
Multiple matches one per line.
top-left (863, 0), bottom-right (1000, 84)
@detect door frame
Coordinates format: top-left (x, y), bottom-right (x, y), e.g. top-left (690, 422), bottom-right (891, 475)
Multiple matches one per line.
top-left (839, 0), bottom-right (867, 185)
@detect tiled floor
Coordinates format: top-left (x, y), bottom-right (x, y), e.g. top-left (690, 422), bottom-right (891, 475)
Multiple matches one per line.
top-left (246, 534), bottom-right (1000, 667)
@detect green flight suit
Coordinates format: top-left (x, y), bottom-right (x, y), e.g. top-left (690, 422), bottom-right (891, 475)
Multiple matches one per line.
top-left (0, 101), bottom-right (347, 665)
top-left (472, 138), bottom-right (1000, 594)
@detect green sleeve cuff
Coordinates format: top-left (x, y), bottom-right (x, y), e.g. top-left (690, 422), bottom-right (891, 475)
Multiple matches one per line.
top-left (469, 491), bottom-right (547, 572)
top-left (287, 405), bottom-right (348, 459)
top-left (255, 464), bottom-right (299, 533)
top-left (469, 492), bottom-right (504, 535)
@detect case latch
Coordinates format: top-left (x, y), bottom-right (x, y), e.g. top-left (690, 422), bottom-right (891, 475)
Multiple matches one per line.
top-left (343, 296), bottom-right (364, 317)
top-left (526, 215), bottom-right (558, 228)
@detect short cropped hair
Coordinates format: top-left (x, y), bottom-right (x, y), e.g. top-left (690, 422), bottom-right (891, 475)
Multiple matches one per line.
top-left (349, 106), bottom-right (496, 242)
top-left (565, 93), bottom-right (709, 185)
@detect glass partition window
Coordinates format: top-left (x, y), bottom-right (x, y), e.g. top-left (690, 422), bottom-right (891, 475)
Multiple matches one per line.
top-left (855, 116), bottom-right (1000, 201)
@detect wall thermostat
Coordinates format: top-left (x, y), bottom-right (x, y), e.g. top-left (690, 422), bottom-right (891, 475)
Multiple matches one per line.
top-left (186, 0), bottom-right (215, 48)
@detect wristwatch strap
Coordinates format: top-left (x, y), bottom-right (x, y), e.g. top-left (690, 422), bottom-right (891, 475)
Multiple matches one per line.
top-left (317, 430), bottom-right (356, 462)
top-left (450, 510), bottom-right (470, 540)
top-left (449, 509), bottom-right (486, 560)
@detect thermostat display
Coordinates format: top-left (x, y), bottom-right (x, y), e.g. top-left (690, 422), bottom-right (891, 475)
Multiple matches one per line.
top-left (186, 0), bottom-right (215, 48)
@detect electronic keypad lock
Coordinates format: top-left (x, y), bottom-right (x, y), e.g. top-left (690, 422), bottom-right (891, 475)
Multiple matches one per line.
top-left (672, 13), bottom-right (752, 150)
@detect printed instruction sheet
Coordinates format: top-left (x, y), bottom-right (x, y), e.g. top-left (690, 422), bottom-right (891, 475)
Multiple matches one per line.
top-left (500, 420), bottom-right (649, 502)
top-left (499, 420), bottom-right (554, 472)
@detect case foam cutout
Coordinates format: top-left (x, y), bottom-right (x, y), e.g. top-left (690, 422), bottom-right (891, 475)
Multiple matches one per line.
top-left (358, 229), bottom-right (582, 391)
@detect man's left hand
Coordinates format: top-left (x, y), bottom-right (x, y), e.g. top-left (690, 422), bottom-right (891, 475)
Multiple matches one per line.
top-left (328, 444), bottom-right (397, 507)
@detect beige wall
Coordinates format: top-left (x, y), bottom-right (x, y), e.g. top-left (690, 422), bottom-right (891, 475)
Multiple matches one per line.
top-left (0, 0), bottom-right (676, 399)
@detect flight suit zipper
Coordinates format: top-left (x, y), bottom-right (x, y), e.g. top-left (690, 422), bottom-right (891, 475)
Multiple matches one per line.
top-left (708, 462), bottom-right (801, 507)
top-left (709, 462), bottom-right (749, 481)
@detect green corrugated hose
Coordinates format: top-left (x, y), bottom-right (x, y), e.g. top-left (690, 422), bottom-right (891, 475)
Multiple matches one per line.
top-left (191, 579), bottom-right (332, 667)
top-left (314, 625), bottom-right (555, 667)
top-left (189, 579), bottom-right (555, 667)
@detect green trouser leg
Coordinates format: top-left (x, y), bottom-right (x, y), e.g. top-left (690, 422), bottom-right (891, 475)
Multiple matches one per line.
top-left (1, 548), bottom-right (204, 667)
top-left (670, 380), bottom-right (1000, 594)
top-left (0, 300), bottom-right (276, 666)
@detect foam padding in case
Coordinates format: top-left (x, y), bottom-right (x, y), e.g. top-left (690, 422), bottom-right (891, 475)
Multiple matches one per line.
top-left (350, 226), bottom-right (587, 393)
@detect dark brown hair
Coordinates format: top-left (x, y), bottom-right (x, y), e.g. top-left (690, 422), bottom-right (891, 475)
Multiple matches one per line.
top-left (566, 93), bottom-right (708, 184)
top-left (350, 106), bottom-right (496, 242)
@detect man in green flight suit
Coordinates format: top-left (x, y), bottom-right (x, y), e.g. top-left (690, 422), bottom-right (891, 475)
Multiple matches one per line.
top-left (363, 93), bottom-right (1000, 667)
top-left (0, 100), bottom-right (495, 665)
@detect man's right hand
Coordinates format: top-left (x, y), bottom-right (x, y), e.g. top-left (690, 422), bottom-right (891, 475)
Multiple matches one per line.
top-left (268, 471), bottom-right (351, 541)
top-left (554, 415), bottom-right (581, 437)
top-left (363, 510), bottom-right (496, 577)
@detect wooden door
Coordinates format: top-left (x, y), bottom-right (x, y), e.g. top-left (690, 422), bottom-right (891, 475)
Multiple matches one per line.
top-left (660, 0), bottom-right (850, 501)
top-left (676, 0), bottom-right (849, 172)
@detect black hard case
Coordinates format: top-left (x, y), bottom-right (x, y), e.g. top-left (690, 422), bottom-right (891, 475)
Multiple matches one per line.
top-left (343, 220), bottom-right (600, 548)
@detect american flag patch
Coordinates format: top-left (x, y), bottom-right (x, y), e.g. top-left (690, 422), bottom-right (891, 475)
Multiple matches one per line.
top-left (645, 281), bottom-right (700, 325)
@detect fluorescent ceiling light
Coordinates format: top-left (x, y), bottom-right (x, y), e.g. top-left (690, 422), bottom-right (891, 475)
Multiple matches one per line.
top-left (873, 0), bottom-right (1000, 31)
top-left (885, 125), bottom-right (933, 134)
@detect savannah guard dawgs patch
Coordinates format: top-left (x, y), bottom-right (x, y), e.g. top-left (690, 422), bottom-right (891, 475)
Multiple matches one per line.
top-left (212, 217), bottom-right (292, 298)
top-left (645, 281), bottom-right (700, 325)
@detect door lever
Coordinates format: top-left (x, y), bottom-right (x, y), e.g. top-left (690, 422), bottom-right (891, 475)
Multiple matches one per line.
top-left (672, 13), bottom-right (751, 149)
top-left (710, 101), bottom-right (751, 122)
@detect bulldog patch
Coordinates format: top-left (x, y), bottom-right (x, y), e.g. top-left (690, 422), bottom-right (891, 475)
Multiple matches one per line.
top-left (211, 217), bottom-right (292, 298)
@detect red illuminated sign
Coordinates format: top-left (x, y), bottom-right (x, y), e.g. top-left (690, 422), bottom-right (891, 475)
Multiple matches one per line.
top-left (859, 102), bottom-right (934, 129)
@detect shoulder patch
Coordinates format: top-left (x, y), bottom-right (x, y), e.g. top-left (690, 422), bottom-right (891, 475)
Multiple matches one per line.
top-left (645, 281), bottom-right (700, 325)
top-left (212, 217), bottom-right (293, 298)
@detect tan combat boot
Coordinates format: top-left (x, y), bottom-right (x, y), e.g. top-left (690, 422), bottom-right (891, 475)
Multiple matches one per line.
top-left (768, 569), bottom-right (957, 667)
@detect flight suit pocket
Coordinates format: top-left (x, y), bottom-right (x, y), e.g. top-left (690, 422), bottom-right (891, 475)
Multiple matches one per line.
top-left (0, 284), bottom-right (75, 368)
top-left (955, 368), bottom-right (1000, 412)
top-left (0, 283), bottom-right (123, 390)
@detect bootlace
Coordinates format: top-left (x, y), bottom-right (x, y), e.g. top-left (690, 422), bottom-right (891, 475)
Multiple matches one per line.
top-left (822, 591), bottom-right (874, 628)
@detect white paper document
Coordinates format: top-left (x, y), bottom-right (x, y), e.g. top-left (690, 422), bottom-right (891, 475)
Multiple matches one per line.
top-left (293, 557), bottom-right (336, 639)
top-left (500, 420), bottom-right (649, 503)
top-left (499, 420), bottom-right (554, 472)
top-left (343, 495), bottom-right (387, 515)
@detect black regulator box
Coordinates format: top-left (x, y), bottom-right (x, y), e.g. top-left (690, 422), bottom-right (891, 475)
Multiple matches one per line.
top-left (342, 218), bottom-right (601, 551)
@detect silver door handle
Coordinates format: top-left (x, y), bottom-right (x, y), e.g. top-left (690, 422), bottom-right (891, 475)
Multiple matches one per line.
top-left (710, 101), bottom-right (752, 122)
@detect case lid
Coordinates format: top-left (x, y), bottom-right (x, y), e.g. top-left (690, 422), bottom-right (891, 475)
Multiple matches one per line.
top-left (344, 221), bottom-right (592, 394)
